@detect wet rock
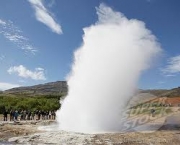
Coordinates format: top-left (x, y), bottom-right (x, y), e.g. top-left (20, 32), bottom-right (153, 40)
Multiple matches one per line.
top-left (8, 131), bottom-right (95, 144)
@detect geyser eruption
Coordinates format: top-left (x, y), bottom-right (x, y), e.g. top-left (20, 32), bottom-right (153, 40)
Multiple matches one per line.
top-left (57, 4), bottom-right (162, 133)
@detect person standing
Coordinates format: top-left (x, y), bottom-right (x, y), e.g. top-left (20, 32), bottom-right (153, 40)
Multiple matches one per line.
top-left (3, 110), bottom-right (8, 121)
top-left (49, 111), bottom-right (52, 120)
top-left (31, 111), bottom-right (35, 120)
top-left (151, 108), bottom-right (156, 117)
top-left (10, 110), bottom-right (14, 121)
top-left (14, 110), bottom-right (19, 121)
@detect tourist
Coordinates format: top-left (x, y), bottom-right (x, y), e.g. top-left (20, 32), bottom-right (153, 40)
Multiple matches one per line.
top-left (27, 110), bottom-right (31, 120)
top-left (31, 111), bottom-right (35, 120)
top-left (3, 110), bottom-right (8, 121)
top-left (38, 110), bottom-right (41, 120)
top-left (151, 108), bottom-right (155, 117)
top-left (14, 110), bottom-right (19, 121)
top-left (10, 110), bottom-right (14, 121)
top-left (49, 111), bottom-right (52, 120)
top-left (52, 110), bottom-right (56, 120)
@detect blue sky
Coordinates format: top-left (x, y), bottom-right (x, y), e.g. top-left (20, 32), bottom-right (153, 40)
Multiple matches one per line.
top-left (0, 0), bottom-right (179, 90)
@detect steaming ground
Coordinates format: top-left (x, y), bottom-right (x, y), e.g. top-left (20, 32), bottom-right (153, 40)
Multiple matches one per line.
top-left (56, 4), bottom-right (162, 133)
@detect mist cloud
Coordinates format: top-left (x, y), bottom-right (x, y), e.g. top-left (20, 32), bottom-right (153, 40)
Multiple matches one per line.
top-left (57, 4), bottom-right (162, 133)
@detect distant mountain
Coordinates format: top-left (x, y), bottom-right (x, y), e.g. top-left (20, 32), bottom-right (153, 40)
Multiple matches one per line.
top-left (3, 81), bottom-right (68, 96)
top-left (141, 87), bottom-right (180, 97)
top-left (140, 89), bottom-right (169, 97)
top-left (1, 80), bottom-right (180, 98)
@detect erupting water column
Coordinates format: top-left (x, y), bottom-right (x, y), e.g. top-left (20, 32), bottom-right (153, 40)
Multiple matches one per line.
top-left (56, 4), bottom-right (162, 133)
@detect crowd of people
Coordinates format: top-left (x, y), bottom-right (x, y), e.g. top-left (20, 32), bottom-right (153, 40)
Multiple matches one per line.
top-left (2, 109), bottom-right (56, 121)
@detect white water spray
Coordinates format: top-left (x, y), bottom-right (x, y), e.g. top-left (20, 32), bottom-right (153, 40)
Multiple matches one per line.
top-left (56, 4), bottom-right (162, 133)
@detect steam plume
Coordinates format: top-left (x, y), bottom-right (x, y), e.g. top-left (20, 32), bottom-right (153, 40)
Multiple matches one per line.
top-left (56, 4), bottom-right (162, 133)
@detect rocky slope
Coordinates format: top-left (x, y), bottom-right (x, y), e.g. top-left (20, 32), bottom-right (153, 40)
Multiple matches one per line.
top-left (1, 80), bottom-right (180, 98)
top-left (141, 87), bottom-right (180, 97)
top-left (3, 81), bottom-right (67, 96)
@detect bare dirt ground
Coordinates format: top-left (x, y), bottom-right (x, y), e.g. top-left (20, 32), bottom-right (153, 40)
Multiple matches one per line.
top-left (0, 118), bottom-right (180, 145)
top-left (3, 124), bottom-right (180, 145)
top-left (1, 104), bottom-right (180, 144)
top-left (0, 120), bottom-right (48, 141)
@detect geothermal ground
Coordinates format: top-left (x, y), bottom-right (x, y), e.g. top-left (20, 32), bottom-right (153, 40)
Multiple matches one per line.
top-left (1, 109), bottom-right (180, 145)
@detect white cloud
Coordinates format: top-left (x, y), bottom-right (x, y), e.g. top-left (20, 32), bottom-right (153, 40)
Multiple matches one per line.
top-left (0, 19), bottom-right (37, 54)
top-left (4, 33), bottom-right (28, 42)
top-left (47, 0), bottom-right (56, 8)
top-left (165, 74), bottom-right (176, 77)
top-left (8, 65), bottom-right (46, 80)
top-left (162, 55), bottom-right (180, 76)
top-left (0, 19), bottom-right (6, 25)
top-left (35, 67), bottom-right (44, 71)
top-left (0, 82), bottom-right (20, 91)
top-left (0, 55), bottom-right (5, 60)
top-left (28, 0), bottom-right (62, 34)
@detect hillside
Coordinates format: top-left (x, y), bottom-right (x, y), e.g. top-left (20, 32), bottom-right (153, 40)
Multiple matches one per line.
top-left (1, 81), bottom-right (180, 98)
top-left (2, 81), bottom-right (67, 96)
top-left (140, 89), bottom-right (168, 97)
top-left (141, 87), bottom-right (180, 97)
